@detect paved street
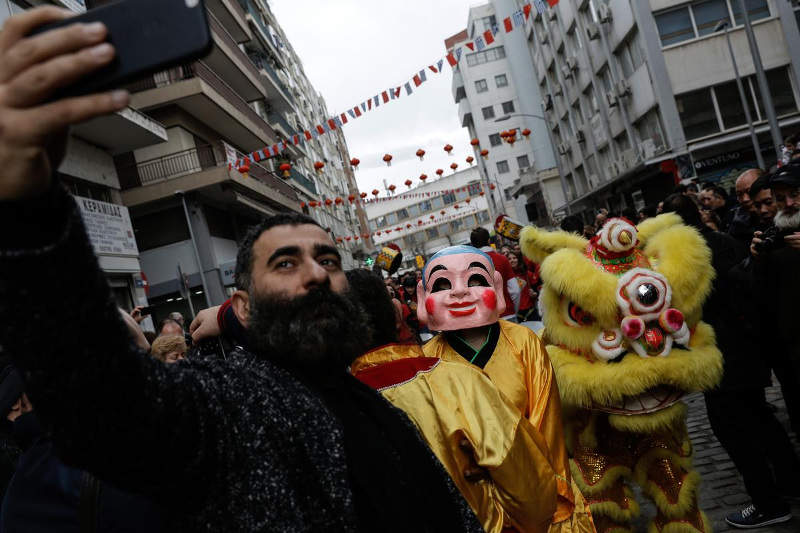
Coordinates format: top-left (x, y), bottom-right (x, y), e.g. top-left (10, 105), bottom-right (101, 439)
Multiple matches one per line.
top-left (631, 384), bottom-right (800, 532)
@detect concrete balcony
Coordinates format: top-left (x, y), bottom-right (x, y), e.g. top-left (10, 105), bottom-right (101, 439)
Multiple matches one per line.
top-left (206, 0), bottom-right (250, 43)
top-left (205, 13), bottom-right (267, 103)
top-left (458, 98), bottom-right (473, 128)
top-left (118, 142), bottom-right (299, 213)
top-left (452, 70), bottom-right (466, 103)
top-left (73, 106), bottom-right (168, 155)
top-left (129, 62), bottom-right (277, 153)
top-left (248, 52), bottom-right (295, 112)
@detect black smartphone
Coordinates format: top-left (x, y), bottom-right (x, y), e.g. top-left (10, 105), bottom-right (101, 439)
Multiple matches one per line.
top-left (139, 306), bottom-right (155, 317)
top-left (30, 0), bottom-right (212, 98)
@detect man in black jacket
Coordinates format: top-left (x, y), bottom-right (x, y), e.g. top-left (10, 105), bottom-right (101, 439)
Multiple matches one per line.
top-left (0, 7), bottom-right (482, 532)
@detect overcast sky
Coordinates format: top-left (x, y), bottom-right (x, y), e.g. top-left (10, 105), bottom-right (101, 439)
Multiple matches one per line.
top-left (269, 0), bottom-right (478, 196)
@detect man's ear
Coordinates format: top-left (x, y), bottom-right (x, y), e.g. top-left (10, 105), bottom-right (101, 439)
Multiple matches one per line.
top-left (231, 290), bottom-right (252, 328)
top-left (415, 279), bottom-right (429, 324)
top-left (492, 271), bottom-right (507, 317)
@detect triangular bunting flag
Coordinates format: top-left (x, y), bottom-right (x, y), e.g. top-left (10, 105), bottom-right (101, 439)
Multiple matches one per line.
top-left (465, 42), bottom-right (474, 51)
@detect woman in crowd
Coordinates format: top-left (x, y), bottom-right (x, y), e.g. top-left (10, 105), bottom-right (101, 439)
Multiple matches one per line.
top-left (150, 335), bottom-right (187, 363)
top-left (508, 251), bottom-right (540, 323)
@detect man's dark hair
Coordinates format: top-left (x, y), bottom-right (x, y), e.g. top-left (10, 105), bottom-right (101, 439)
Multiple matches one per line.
top-left (661, 193), bottom-right (704, 230)
top-left (469, 227), bottom-right (491, 248)
top-left (638, 205), bottom-right (658, 219)
top-left (785, 134), bottom-right (798, 145)
top-left (749, 175), bottom-right (772, 198)
top-left (235, 213), bottom-right (322, 291)
top-left (674, 184), bottom-right (688, 194)
top-left (156, 318), bottom-right (182, 335)
top-left (704, 185), bottom-right (727, 201)
top-left (559, 215), bottom-right (583, 234)
top-left (346, 269), bottom-right (399, 349)
top-left (687, 183), bottom-right (699, 193)
top-left (620, 207), bottom-right (638, 223)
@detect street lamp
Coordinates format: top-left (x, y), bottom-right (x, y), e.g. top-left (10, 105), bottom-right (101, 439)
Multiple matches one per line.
top-left (714, 19), bottom-right (765, 170)
top-left (496, 113), bottom-right (571, 215)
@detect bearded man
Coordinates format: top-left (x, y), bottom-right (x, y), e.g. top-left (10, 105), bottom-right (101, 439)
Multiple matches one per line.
top-left (0, 8), bottom-right (482, 532)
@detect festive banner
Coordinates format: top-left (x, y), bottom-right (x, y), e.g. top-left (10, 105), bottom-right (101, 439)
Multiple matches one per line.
top-left (235, 0), bottom-right (560, 168)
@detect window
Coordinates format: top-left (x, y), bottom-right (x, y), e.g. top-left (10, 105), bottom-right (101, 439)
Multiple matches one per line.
top-left (489, 133), bottom-right (502, 147)
top-left (466, 46), bottom-right (507, 67)
top-left (426, 226), bottom-right (440, 239)
top-left (481, 15), bottom-right (497, 31)
top-left (396, 208), bottom-right (409, 220)
top-left (375, 215), bottom-right (388, 228)
top-left (63, 178), bottom-right (111, 202)
top-left (495, 74), bottom-right (509, 88)
top-left (475, 79), bottom-right (489, 93)
top-left (655, 0), bottom-right (770, 47)
top-left (442, 191), bottom-right (457, 204)
top-left (468, 183), bottom-right (483, 196)
top-left (616, 32), bottom-right (645, 78)
top-left (636, 109), bottom-right (666, 147)
top-left (482, 106), bottom-right (496, 120)
top-left (502, 101), bottom-right (515, 114)
top-left (477, 210), bottom-right (490, 223)
top-left (419, 200), bottom-right (432, 213)
top-left (457, 189), bottom-right (469, 201)
top-left (497, 160), bottom-right (510, 174)
top-left (517, 155), bottom-right (530, 169)
top-left (408, 203), bottom-right (420, 217)
top-left (404, 233), bottom-right (417, 246)
top-left (450, 218), bottom-right (465, 232)
top-left (431, 196), bottom-right (444, 209)
top-left (677, 89), bottom-right (719, 140)
top-left (386, 212), bottom-right (398, 225)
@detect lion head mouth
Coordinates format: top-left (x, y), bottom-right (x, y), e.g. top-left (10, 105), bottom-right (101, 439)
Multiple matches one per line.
top-left (592, 385), bottom-right (684, 415)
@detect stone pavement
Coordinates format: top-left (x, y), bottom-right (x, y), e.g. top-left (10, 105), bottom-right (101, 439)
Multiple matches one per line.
top-left (630, 384), bottom-right (800, 532)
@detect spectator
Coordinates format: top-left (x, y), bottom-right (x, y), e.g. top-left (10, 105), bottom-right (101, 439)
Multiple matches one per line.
top-left (401, 275), bottom-right (421, 333)
top-left (150, 335), bottom-right (187, 363)
top-left (500, 244), bottom-right (512, 256)
top-left (582, 225), bottom-right (596, 239)
top-left (594, 209), bottom-right (609, 233)
top-left (469, 227), bottom-right (520, 321)
top-left (559, 215), bottom-right (584, 234)
top-left (729, 169), bottom-right (766, 247)
top-left (749, 176), bottom-right (778, 230)
top-left (637, 205), bottom-right (658, 222)
top-left (662, 193), bottom-right (800, 529)
top-left (619, 207), bottom-right (637, 223)
top-left (155, 318), bottom-right (183, 338)
top-left (780, 134), bottom-right (798, 166)
top-left (0, 11), bottom-right (481, 530)
top-left (700, 184), bottom-right (733, 230)
top-left (168, 312), bottom-right (186, 329)
top-left (507, 251), bottom-right (540, 323)
top-left (686, 182), bottom-right (700, 203)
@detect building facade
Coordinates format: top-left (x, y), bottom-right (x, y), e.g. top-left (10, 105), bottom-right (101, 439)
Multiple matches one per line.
top-left (366, 167), bottom-right (493, 273)
top-left (446, 0), bottom-right (563, 227)
top-left (523, 0), bottom-right (800, 220)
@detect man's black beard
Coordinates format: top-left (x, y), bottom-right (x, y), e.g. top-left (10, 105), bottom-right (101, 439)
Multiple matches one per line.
top-left (248, 287), bottom-right (372, 373)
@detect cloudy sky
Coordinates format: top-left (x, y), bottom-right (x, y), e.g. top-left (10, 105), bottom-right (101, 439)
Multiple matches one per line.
top-left (269, 0), bottom-right (477, 195)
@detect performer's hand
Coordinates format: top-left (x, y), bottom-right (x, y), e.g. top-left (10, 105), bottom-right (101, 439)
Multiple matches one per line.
top-left (0, 7), bottom-right (129, 200)
top-left (459, 438), bottom-right (490, 482)
top-left (190, 306), bottom-right (222, 344)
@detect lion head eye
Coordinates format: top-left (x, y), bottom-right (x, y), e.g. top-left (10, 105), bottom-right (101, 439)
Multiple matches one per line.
top-left (636, 283), bottom-right (659, 306)
top-left (567, 302), bottom-right (595, 326)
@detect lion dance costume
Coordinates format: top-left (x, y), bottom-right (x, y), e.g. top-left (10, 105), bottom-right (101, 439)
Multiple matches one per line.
top-left (521, 214), bottom-right (723, 533)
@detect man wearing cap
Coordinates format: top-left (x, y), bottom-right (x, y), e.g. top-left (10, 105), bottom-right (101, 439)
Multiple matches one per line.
top-left (418, 245), bottom-right (595, 533)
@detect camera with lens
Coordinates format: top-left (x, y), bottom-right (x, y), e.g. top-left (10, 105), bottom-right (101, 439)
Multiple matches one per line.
top-left (753, 226), bottom-right (788, 253)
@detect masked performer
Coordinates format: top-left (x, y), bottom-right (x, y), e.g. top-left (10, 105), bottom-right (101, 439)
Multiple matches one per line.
top-left (419, 246), bottom-right (595, 533)
top-left (521, 215), bottom-right (722, 533)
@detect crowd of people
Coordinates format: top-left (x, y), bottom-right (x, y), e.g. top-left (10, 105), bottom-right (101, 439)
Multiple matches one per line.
top-left (0, 6), bottom-right (799, 532)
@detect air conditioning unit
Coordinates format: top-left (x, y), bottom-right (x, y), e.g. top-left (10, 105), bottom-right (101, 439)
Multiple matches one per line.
top-left (566, 57), bottom-right (578, 71)
top-left (606, 90), bottom-right (618, 107)
top-left (639, 138), bottom-right (657, 159)
top-left (557, 143), bottom-right (571, 155)
top-left (539, 30), bottom-right (549, 44)
top-left (607, 162), bottom-right (619, 177)
top-left (621, 148), bottom-right (638, 168)
top-left (598, 3), bottom-right (612, 23)
top-left (552, 83), bottom-right (563, 95)
top-left (574, 129), bottom-right (586, 143)
top-left (561, 65), bottom-right (573, 79)
top-left (586, 23), bottom-right (600, 41)
top-left (615, 79), bottom-right (632, 97)
top-left (543, 94), bottom-right (553, 110)
top-left (588, 174), bottom-right (600, 188)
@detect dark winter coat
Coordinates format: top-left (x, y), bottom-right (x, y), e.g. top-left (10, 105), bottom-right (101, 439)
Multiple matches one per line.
top-left (0, 185), bottom-right (482, 533)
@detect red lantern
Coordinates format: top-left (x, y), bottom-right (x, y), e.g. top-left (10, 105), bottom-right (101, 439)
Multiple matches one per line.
top-left (435, 169), bottom-right (444, 177)
top-left (334, 197), bottom-right (343, 205)
top-left (406, 223), bottom-right (412, 229)
top-left (429, 215), bottom-right (435, 220)
top-left (388, 184), bottom-right (397, 194)
top-left (470, 138), bottom-right (480, 147)
top-left (465, 198), bottom-right (471, 204)
top-left (363, 233), bottom-right (370, 239)
top-left (350, 158), bottom-right (360, 170)
top-left (309, 201), bottom-right (319, 208)
top-left (345, 236), bottom-right (352, 241)
top-left (324, 198), bottom-right (333, 207)
top-left (377, 231), bottom-right (382, 236)
top-left (336, 237), bottom-right (343, 243)
top-left (354, 236), bottom-right (359, 241)
top-left (300, 202), bottom-right (307, 208)
top-left (360, 192), bottom-right (368, 199)
top-left (522, 128), bottom-right (531, 139)
top-left (450, 163), bottom-right (458, 173)
top-left (479, 191), bottom-right (486, 196)
top-left (372, 189), bottom-right (380, 197)
top-left (454, 204), bottom-right (460, 209)
top-left (238, 161), bottom-right (250, 179)
top-left (444, 144), bottom-right (453, 155)
top-left (383, 154), bottom-right (393, 167)
top-left (440, 210), bottom-right (446, 215)
top-left (466, 156), bottom-right (474, 166)
top-left (417, 220), bottom-right (423, 225)
top-left (405, 179), bottom-right (413, 188)
top-left (490, 183), bottom-right (496, 190)
top-left (506, 136), bottom-right (517, 145)
top-left (500, 131), bottom-right (510, 138)
top-left (386, 229), bottom-right (392, 234)
top-left (278, 162), bottom-right (291, 178)
top-left (416, 149), bottom-right (426, 161)
top-left (480, 149), bottom-right (489, 160)
top-left (419, 174), bottom-right (428, 182)
top-left (314, 161), bottom-right (325, 174)
top-left (348, 194), bottom-right (356, 203)
top-left (396, 227), bottom-right (402, 232)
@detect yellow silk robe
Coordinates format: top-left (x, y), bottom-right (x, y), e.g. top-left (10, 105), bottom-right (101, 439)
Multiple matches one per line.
top-left (424, 321), bottom-right (595, 533)
top-left (352, 343), bottom-right (558, 533)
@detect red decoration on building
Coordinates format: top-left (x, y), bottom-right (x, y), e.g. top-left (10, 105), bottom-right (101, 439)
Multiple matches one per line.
top-left (336, 237), bottom-right (343, 243)
top-left (309, 201), bottom-right (319, 208)
top-left (454, 204), bottom-right (460, 209)
top-left (324, 198), bottom-right (333, 207)
top-left (350, 158), bottom-right (360, 170)
top-left (238, 161), bottom-right (250, 179)
top-left (490, 183), bottom-right (496, 190)
top-left (388, 184), bottom-right (396, 193)
top-left (419, 174), bottom-right (428, 181)
top-left (405, 179), bottom-right (413, 188)
top-left (354, 236), bottom-right (359, 241)
top-left (334, 197), bottom-right (343, 205)
top-left (417, 220), bottom-right (423, 225)
top-left (429, 215), bottom-right (435, 220)
top-left (440, 210), bottom-right (446, 215)
top-left (300, 202), bottom-right (307, 208)
top-left (377, 231), bottom-right (382, 236)
top-left (372, 189), bottom-right (380, 197)
top-left (506, 136), bottom-right (516, 145)
top-left (278, 162), bottom-right (291, 178)
top-left (345, 236), bottom-right (352, 241)
top-left (470, 138), bottom-right (480, 147)
top-left (406, 223), bottom-right (412, 229)
top-left (522, 128), bottom-right (531, 139)
top-left (360, 192), bottom-right (368, 199)
top-left (479, 191), bottom-right (485, 196)
top-left (383, 154), bottom-right (393, 167)
top-left (396, 227), bottom-right (403, 232)
top-left (314, 161), bottom-right (325, 174)
top-left (466, 198), bottom-right (471, 204)
top-left (348, 194), bottom-right (356, 203)
top-left (500, 131), bottom-right (510, 138)
top-left (450, 162), bottom-right (458, 173)
top-left (466, 156), bottom-right (474, 165)
top-left (444, 144), bottom-right (453, 155)
top-left (416, 149), bottom-right (426, 161)
top-left (435, 169), bottom-right (444, 177)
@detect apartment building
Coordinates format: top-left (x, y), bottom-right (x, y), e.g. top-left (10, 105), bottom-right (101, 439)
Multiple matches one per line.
top-left (1, 0), bottom-right (170, 320)
top-left (366, 167), bottom-right (493, 272)
top-left (524, 0), bottom-right (800, 218)
top-left (86, 0), bottom-right (369, 318)
top-left (446, 0), bottom-right (564, 226)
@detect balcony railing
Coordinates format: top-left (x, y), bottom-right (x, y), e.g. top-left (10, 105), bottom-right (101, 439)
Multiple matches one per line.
top-left (128, 62), bottom-right (277, 140)
top-left (117, 142), bottom-right (298, 202)
top-left (208, 12), bottom-right (264, 84)
top-left (248, 52), bottom-right (294, 103)
top-left (288, 167), bottom-right (317, 195)
top-left (267, 112), bottom-right (298, 137)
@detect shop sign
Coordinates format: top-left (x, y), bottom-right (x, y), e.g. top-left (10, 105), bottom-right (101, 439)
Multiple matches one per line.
top-left (693, 151), bottom-right (743, 173)
top-left (76, 198), bottom-right (138, 257)
top-left (220, 260), bottom-right (237, 286)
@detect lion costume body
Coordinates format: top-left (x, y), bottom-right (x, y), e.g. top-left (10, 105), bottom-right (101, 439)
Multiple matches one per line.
top-left (521, 214), bottom-right (723, 533)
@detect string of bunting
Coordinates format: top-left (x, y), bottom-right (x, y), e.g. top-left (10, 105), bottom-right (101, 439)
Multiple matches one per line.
top-left (332, 208), bottom-right (482, 245)
top-left (234, 0), bottom-right (559, 169)
top-left (299, 182), bottom-right (496, 210)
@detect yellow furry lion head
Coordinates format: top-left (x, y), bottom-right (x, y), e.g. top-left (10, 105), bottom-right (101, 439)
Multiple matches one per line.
top-left (521, 214), bottom-right (722, 430)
